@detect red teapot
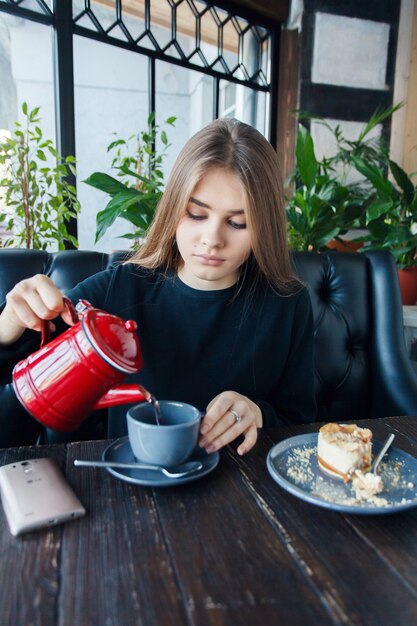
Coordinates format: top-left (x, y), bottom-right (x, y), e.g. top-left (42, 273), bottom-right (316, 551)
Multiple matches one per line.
top-left (12, 298), bottom-right (150, 432)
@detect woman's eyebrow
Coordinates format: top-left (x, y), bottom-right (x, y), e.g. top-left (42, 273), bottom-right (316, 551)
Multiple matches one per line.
top-left (189, 196), bottom-right (245, 214)
top-left (189, 196), bottom-right (210, 208)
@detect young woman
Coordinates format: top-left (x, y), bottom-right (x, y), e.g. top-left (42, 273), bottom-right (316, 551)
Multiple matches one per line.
top-left (0, 118), bottom-right (316, 450)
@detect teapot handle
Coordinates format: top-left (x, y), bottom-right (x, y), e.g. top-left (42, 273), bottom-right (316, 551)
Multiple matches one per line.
top-left (40, 296), bottom-right (79, 348)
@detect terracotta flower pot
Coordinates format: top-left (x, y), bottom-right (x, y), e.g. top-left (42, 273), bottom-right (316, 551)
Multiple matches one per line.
top-left (398, 266), bottom-right (417, 305)
top-left (326, 239), bottom-right (363, 253)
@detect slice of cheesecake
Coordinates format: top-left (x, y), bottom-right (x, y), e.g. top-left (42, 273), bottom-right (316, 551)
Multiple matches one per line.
top-left (317, 423), bottom-right (372, 481)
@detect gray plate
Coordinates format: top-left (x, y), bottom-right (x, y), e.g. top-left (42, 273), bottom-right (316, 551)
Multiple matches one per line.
top-left (267, 433), bottom-right (417, 515)
top-left (103, 436), bottom-right (220, 487)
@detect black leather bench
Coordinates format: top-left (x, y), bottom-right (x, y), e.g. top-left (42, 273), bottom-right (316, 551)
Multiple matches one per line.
top-left (1, 248), bottom-right (416, 439)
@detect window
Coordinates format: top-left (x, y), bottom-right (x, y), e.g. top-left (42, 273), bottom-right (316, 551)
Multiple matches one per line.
top-left (0, 0), bottom-right (276, 251)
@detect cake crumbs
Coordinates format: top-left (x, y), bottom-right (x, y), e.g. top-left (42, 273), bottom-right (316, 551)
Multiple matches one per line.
top-left (283, 443), bottom-right (417, 509)
top-left (286, 445), bottom-right (315, 485)
top-left (351, 470), bottom-right (383, 502)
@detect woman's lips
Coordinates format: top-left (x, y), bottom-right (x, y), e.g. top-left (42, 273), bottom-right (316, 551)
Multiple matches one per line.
top-left (195, 254), bottom-right (225, 266)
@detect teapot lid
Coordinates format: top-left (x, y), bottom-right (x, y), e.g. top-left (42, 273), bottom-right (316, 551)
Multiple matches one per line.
top-left (81, 308), bottom-right (143, 373)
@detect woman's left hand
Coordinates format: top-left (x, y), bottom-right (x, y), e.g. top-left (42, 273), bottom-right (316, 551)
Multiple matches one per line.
top-left (198, 391), bottom-right (263, 456)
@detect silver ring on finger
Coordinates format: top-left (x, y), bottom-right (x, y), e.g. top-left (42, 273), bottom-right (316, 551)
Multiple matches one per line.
top-left (229, 409), bottom-right (242, 424)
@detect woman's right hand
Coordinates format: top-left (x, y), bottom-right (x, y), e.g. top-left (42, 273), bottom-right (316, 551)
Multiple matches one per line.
top-left (0, 275), bottom-right (73, 346)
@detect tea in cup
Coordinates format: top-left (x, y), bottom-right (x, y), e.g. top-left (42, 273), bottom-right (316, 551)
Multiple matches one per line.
top-left (126, 400), bottom-right (202, 466)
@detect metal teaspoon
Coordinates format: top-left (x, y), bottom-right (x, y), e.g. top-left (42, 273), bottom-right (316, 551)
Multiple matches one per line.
top-left (74, 458), bottom-right (203, 478)
top-left (371, 433), bottom-right (395, 474)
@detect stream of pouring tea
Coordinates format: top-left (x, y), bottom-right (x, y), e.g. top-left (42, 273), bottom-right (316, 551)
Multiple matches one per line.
top-left (149, 394), bottom-right (162, 425)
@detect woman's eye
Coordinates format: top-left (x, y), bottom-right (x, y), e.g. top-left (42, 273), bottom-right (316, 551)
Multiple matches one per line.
top-left (228, 220), bottom-right (247, 230)
top-left (185, 209), bottom-right (246, 229)
top-left (186, 209), bottom-right (206, 220)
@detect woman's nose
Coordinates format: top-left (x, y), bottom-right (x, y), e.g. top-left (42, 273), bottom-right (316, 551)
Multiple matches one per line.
top-left (201, 221), bottom-right (224, 248)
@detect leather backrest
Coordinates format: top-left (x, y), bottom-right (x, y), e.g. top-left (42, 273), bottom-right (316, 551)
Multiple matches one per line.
top-left (0, 248), bottom-right (413, 422)
top-left (0, 249), bottom-right (112, 303)
top-left (293, 252), bottom-right (371, 421)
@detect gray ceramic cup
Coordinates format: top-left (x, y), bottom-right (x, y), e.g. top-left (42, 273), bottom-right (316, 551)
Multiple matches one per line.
top-left (126, 400), bottom-right (203, 466)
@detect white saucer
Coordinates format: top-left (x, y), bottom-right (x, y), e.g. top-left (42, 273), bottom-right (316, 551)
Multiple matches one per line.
top-left (102, 437), bottom-right (220, 487)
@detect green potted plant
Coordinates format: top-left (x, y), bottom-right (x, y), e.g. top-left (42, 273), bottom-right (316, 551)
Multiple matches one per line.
top-left (286, 102), bottom-right (417, 303)
top-left (286, 104), bottom-right (402, 253)
top-left (0, 102), bottom-right (80, 249)
top-left (351, 155), bottom-right (417, 303)
top-left (84, 113), bottom-right (176, 248)
top-left (286, 124), bottom-right (365, 251)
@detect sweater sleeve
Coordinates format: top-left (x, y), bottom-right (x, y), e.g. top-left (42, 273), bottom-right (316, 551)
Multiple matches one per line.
top-left (0, 383), bottom-right (43, 446)
top-left (259, 287), bottom-right (317, 428)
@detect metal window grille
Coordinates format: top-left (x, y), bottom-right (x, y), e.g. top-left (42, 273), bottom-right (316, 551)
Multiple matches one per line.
top-left (72, 1), bottom-right (271, 88)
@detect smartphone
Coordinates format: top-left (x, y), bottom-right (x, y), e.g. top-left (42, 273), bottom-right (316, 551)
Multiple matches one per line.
top-left (0, 457), bottom-right (86, 536)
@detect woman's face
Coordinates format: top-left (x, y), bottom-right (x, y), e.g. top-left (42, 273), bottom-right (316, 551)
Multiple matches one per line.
top-left (175, 168), bottom-right (252, 290)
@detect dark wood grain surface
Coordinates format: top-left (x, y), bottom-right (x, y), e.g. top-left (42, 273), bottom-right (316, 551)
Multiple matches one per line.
top-left (1, 416), bottom-right (417, 626)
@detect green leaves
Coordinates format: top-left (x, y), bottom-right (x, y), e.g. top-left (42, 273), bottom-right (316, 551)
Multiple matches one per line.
top-left (351, 156), bottom-right (393, 198)
top-left (389, 160), bottom-right (415, 205)
top-left (295, 126), bottom-right (317, 189)
top-left (84, 172), bottom-right (132, 196)
top-left (0, 102), bottom-right (80, 249)
top-left (287, 124), bottom-right (365, 251)
top-left (354, 159), bottom-right (417, 268)
top-left (84, 114), bottom-right (176, 245)
top-left (94, 189), bottom-right (161, 243)
top-left (350, 143), bottom-right (417, 268)
top-left (286, 103), bottom-right (417, 268)
top-left (366, 199), bottom-right (393, 222)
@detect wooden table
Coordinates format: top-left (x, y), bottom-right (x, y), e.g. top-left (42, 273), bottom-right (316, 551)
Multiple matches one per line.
top-left (2, 416), bottom-right (417, 626)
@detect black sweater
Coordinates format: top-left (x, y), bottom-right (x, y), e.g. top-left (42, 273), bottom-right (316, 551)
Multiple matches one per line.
top-left (0, 264), bottom-right (317, 446)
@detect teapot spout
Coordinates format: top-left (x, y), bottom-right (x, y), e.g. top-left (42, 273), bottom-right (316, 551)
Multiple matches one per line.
top-left (94, 384), bottom-right (151, 410)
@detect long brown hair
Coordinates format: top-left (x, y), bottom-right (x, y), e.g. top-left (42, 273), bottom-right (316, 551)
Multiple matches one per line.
top-left (130, 118), bottom-right (299, 291)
